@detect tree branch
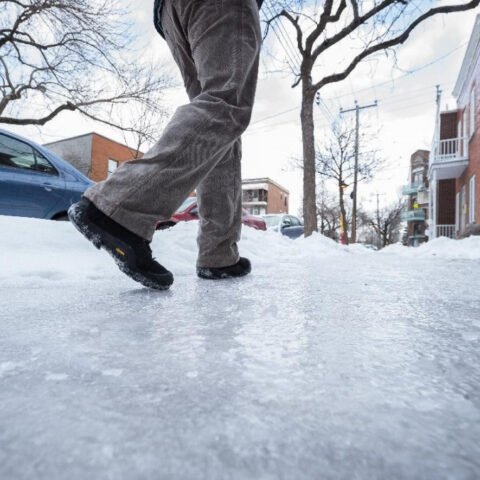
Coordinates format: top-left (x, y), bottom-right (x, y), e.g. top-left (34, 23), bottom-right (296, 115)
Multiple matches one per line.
top-left (311, 0), bottom-right (399, 61)
top-left (313, 0), bottom-right (480, 91)
top-left (305, 0), bottom-right (347, 54)
top-left (0, 102), bottom-right (76, 125)
top-left (279, 10), bottom-right (305, 55)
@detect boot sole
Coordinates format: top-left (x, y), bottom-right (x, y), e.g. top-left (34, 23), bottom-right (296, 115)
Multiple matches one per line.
top-left (68, 203), bottom-right (173, 290)
top-left (196, 266), bottom-right (251, 280)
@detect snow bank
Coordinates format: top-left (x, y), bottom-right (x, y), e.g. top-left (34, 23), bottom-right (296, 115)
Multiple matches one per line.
top-left (2, 214), bottom-right (478, 288)
top-left (0, 216), bottom-right (343, 285)
top-left (381, 236), bottom-right (480, 259)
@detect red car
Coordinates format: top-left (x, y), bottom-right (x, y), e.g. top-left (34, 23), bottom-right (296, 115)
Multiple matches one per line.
top-left (156, 197), bottom-right (266, 230)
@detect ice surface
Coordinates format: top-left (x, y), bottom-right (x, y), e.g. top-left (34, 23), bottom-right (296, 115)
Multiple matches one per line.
top-left (1, 215), bottom-right (480, 479)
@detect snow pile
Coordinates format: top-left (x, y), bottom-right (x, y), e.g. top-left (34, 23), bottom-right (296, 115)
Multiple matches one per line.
top-left (381, 235), bottom-right (480, 259)
top-left (2, 214), bottom-right (479, 288)
top-left (0, 215), bottom-right (343, 285)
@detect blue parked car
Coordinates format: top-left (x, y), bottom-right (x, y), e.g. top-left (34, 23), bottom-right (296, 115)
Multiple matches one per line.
top-left (0, 129), bottom-right (92, 220)
top-left (263, 214), bottom-right (305, 239)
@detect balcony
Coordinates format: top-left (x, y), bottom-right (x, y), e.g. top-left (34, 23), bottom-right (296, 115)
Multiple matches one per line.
top-left (430, 137), bottom-right (469, 180)
top-left (436, 224), bottom-right (456, 239)
top-left (242, 188), bottom-right (268, 204)
top-left (402, 183), bottom-right (425, 196)
top-left (243, 201), bottom-right (267, 207)
top-left (402, 210), bottom-right (426, 222)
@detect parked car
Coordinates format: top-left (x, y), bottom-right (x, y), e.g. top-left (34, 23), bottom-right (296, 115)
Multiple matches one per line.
top-left (0, 129), bottom-right (93, 220)
top-left (156, 197), bottom-right (267, 230)
top-left (362, 243), bottom-right (379, 251)
top-left (263, 214), bottom-right (304, 239)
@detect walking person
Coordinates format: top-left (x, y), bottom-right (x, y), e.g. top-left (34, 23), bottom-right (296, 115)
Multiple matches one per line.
top-left (68, 0), bottom-right (263, 290)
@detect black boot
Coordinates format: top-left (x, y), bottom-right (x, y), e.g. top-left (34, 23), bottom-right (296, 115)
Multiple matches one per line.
top-left (68, 197), bottom-right (173, 290)
top-left (197, 257), bottom-right (251, 280)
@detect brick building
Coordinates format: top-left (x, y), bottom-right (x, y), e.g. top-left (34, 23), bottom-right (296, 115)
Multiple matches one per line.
top-left (44, 133), bottom-right (142, 182)
top-left (402, 150), bottom-right (429, 246)
top-left (242, 178), bottom-right (289, 216)
top-left (429, 16), bottom-right (479, 239)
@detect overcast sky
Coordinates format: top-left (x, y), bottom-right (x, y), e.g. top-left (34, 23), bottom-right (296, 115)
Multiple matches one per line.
top-left (7, 1), bottom-right (480, 215)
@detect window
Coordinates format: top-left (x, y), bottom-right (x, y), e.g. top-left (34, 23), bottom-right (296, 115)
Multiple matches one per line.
top-left (0, 134), bottom-right (56, 174)
top-left (264, 215), bottom-right (281, 228)
top-left (470, 87), bottom-right (476, 138)
top-left (413, 172), bottom-right (423, 185)
top-left (34, 150), bottom-right (57, 175)
top-left (0, 134), bottom-right (37, 170)
top-left (470, 175), bottom-right (476, 224)
top-left (175, 196), bottom-right (196, 213)
top-left (243, 189), bottom-right (267, 203)
top-left (108, 159), bottom-right (118, 177)
top-left (289, 216), bottom-right (301, 226)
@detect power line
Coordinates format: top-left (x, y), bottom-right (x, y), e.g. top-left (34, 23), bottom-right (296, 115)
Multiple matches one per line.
top-left (250, 80), bottom-right (451, 128)
top-left (263, 4), bottom-right (299, 73)
top-left (264, 2), bottom-right (302, 66)
top-left (249, 34), bottom-right (466, 128)
top-left (250, 105), bottom-right (299, 126)
top-left (268, 3), bottom-right (302, 65)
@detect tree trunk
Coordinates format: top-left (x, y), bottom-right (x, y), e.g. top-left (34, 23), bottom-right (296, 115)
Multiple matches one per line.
top-left (382, 224), bottom-right (388, 247)
top-left (338, 183), bottom-right (349, 245)
top-left (301, 85), bottom-right (318, 237)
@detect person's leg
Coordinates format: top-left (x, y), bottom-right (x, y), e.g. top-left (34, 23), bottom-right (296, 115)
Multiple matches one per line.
top-left (83, 0), bottom-right (261, 258)
top-left (156, 1), bottom-right (245, 269)
top-left (196, 139), bottom-right (242, 268)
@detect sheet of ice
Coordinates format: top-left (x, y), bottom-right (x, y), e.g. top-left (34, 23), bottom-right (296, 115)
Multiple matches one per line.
top-left (1, 215), bottom-right (479, 480)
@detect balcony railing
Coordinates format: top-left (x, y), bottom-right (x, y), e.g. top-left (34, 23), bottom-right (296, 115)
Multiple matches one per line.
top-left (402, 210), bottom-right (426, 222)
top-left (402, 183), bottom-right (425, 196)
top-left (433, 137), bottom-right (468, 163)
top-left (437, 224), bottom-right (456, 239)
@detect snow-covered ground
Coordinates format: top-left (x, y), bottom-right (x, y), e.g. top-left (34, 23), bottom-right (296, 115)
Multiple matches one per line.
top-left (1, 215), bottom-right (480, 479)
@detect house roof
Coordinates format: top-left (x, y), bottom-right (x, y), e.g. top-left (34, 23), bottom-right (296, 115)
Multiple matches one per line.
top-left (411, 149), bottom-right (429, 162)
top-left (453, 15), bottom-right (480, 98)
top-left (242, 177), bottom-right (289, 194)
top-left (44, 132), bottom-right (143, 154)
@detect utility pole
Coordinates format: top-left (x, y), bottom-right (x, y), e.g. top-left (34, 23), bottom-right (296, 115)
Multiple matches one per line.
top-left (340, 100), bottom-right (378, 243)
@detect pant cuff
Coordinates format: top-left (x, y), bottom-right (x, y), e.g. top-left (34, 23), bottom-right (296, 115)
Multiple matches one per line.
top-left (197, 253), bottom-right (240, 269)
top-left (84, 189), bottom-right (156, 242)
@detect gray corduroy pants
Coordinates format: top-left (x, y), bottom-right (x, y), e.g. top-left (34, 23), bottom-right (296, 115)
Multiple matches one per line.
top-left (84, 0), bottom-right (261, 268)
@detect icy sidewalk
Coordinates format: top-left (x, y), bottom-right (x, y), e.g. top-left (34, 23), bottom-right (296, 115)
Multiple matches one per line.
top-left (1, 216), bottom-right (480, 480)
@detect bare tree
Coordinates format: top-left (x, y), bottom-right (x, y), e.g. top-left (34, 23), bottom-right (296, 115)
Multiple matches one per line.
top-left (264, 0), bottom-right (480, 236)
top-left (0, 0), bottom-right (170, 135)
top-left (120, 101), bottom-right (168, 160)
top-left (317, 187), bottom-right (341, 240)
top-left (315, 122), bottom-right (380, 244)
top-left (360, 198), bottom-right (405, 248)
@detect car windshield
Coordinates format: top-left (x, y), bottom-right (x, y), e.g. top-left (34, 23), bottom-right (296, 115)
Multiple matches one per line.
top-left (264, 215), bottom-right (281, 227)
top-left (176, 197), bottom-right (196, 213)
